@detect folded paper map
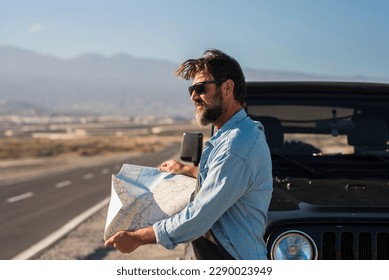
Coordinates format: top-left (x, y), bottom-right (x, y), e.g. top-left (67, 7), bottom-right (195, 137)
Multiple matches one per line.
top-left (104, 164), bottom-right (196, 241)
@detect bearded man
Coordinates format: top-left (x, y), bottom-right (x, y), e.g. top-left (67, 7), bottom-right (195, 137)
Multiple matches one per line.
top-left (105, 49), bottom-right (273, 260)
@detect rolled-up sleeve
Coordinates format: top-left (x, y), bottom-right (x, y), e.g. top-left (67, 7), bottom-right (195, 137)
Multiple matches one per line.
top-left (153, 218), bottom-right (175, 249)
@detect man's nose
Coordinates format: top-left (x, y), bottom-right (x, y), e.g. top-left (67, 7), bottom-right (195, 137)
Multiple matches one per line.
top-left (190, 91), bottom-right (199, 102)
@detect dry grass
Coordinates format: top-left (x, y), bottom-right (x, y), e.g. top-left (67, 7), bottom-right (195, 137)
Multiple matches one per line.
top-left (0, 135), bottom-right (181, 160)
top-left (0, 135), bottom-right (182, 183)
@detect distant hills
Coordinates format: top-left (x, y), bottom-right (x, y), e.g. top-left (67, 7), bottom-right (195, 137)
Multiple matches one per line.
top-left (1, 45), bottom-right (388, 118)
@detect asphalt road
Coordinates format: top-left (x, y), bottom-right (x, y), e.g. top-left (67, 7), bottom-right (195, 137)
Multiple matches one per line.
top-left (0, 143), bottom-right (180, 259)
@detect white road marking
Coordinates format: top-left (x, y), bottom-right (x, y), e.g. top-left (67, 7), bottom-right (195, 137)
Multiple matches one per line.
top-left (101, 168), bottom-right (110, 174)
top-left (83, 173), bottom-right (94, 180)
top-left (12, 197), bottom-right (110, 260)
top-left (6, 192), bottom-right (34, 203)
top-left (55, 180), bottom-right (72, 188)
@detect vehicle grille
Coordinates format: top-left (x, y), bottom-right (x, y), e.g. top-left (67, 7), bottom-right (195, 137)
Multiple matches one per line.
top-left (322, 230), bottom-right (389, 260)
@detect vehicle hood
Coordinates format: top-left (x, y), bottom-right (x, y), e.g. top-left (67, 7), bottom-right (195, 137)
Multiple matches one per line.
top-left (270, 177), bottom-right (389, 211)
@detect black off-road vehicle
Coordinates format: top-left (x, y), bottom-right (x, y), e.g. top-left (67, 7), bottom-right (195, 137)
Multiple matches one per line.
top-left (180, 81), bottom-right (389, 260)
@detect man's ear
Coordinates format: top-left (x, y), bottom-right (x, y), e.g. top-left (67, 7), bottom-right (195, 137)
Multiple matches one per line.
top-left (224, 79), bottom-right (234, 96)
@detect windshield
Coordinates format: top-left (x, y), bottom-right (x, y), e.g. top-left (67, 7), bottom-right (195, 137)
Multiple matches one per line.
top-left (247, 104), bottom-right (389, 157)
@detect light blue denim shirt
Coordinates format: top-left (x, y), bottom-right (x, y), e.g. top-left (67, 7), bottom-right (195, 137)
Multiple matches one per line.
top-left (153, 109), bottom-right (273, 259)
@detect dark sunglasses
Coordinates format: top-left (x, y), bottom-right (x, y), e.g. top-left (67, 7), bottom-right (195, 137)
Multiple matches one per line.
top-left (188, 80), bottom-right (225, 96)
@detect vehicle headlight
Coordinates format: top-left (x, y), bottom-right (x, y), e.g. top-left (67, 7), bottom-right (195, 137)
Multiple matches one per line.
top-left (270, 230), bottom-right (318, 260)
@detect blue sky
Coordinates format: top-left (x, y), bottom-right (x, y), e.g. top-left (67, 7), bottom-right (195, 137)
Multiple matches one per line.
top-left (1, 0), bottom-right (389, 78)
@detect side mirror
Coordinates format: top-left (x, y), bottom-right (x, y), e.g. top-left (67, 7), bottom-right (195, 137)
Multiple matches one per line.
top-left (180, 132), bottom-right (203, 166)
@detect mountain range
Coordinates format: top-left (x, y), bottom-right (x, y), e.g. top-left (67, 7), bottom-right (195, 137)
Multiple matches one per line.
top-left (1, 45), bottom-right (388, 118)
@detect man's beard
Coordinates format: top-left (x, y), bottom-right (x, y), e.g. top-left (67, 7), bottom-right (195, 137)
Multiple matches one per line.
top-left (194, 88), bottom-right (224, 126)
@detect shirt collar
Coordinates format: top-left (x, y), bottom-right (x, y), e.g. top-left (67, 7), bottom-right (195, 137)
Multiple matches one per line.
top-left (208, 108), bottom-right (247, 146)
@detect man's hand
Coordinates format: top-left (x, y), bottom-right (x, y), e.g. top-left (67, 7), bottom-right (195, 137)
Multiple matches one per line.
top-left (159, 159), bottom-right (198, 178)
top-left (104, 227), bottom-right (156, 254)
top-left (159, 160), bottom-right (186, 174)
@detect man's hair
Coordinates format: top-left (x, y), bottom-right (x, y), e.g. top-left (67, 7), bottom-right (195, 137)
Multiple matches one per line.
top-left (175, 49), bottom-right (246, 105)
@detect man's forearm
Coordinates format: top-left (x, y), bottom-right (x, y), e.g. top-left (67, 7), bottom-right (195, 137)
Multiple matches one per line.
top-left (105, 226), bottom-right (156, 254)
top-left (182, 165), bottom-right (198, 178)
top-left (137, 226), bottom-right (157, 244)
